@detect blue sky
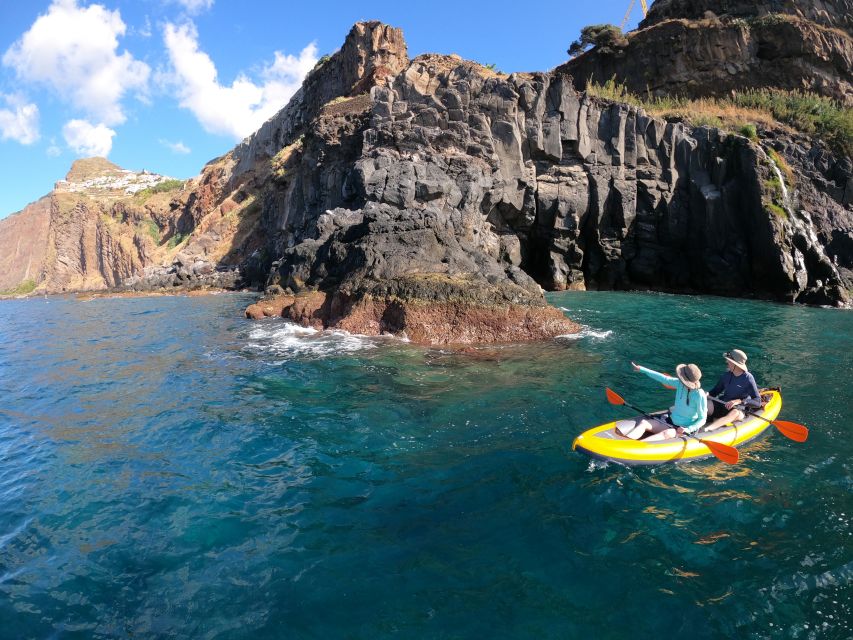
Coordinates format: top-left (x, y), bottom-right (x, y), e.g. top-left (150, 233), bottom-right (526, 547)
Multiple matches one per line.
top-left (0, 0), bottom-right (645, 218)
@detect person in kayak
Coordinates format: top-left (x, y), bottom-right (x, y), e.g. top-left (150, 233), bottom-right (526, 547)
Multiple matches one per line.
top-left (703, 349), bottom-right (761, 431)
top-left (616, 362), bottom-right (707, 441)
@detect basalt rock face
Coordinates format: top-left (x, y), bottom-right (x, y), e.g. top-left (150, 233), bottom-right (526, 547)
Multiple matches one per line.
top-left (642, 0), bottom-right (853, 33)
top-left (222, 25), bottom-right (581, 342)
top-left (240, 38), bottom-right (850, 316)
top-left (522, 96), bottom-right (852, 305)
top-left (561, 0), bottom-right (853, 106)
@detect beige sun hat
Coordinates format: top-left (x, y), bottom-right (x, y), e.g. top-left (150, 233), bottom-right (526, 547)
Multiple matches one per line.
top-left (723, 349), bottom-right (748, 371)
top-left (676, 363), bottom-right (702, 390)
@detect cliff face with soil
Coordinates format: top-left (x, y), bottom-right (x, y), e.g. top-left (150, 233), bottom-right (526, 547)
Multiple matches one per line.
top-left (562, 0), bottom-right (853, 106)
top-left (0, 158), bottom-right (243, 295)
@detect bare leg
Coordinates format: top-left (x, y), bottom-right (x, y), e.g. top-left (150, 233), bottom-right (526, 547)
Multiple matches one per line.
top-left (619, 419), bottom-right (653, 440)
top-left (643, 422), bottom-right (679, 442)
top-left (704, 408), bottom-right (744, 432)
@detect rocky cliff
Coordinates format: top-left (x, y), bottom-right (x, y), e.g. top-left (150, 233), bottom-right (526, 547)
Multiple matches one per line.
top-left (230, 20), bottom-right (850, 320)
top-left (0, 158), bottom-right (239, 295)
top-left (561, 0), bottom-right (852, 105)
top-left (2, 12), bottom-right (851, 343)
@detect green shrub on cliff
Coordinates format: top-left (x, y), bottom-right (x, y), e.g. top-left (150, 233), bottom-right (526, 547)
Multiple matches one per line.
top-left (765, 174), bottom-right (785, 201)
top-left (739, 123), bottom-right (758, 141)
top-left (166, 232), bottom-right (187, 249)
top-left (568, 25), bottom-right (628, 57)
top-left (766, 203), bottom-right (788, 219)
top-left (732, 89), bottom-right (852, 156)
top-left (1, 279), bottom-right (37, 296)
top-left (135, 179), bottom-right (185, 202)
top-left (138, 220), bottom-right (160, 243)
top-left (767, 148), bottom-right (796, 187)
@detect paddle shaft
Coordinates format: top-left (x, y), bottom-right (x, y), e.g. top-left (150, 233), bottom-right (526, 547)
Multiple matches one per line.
top-left (709, 395), bottom-right (763, 422)
top-left (708, 394), bottom-right (808, 442)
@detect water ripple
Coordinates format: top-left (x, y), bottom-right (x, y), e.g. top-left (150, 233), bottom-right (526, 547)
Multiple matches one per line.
top-left (0, 292), bottom-right (848, 638)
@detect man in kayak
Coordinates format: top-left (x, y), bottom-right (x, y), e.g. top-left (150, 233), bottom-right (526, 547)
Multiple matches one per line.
top-left (704, 349), bottom-right (761, 431)
top-left (616, 362), bottom-right (707, 441)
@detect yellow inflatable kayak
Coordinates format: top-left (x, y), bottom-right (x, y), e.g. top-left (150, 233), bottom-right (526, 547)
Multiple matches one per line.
top-left (572, 390), bottom-right (782, 466)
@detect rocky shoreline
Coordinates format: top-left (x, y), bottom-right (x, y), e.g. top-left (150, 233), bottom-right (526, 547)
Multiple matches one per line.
top-left (244, 275), bottom-right (578, 345)
top-left (0, 1), bottom-right (850, 343)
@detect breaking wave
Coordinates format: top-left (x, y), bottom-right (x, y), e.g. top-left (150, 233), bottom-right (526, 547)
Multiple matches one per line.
top-left (243, 319), bottom-right (383, 359)
top-left (556, 325), bottom-right (613, 341)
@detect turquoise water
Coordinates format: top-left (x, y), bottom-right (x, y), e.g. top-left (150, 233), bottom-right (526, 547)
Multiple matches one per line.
top-left (0, 291), bottom-right (850, 639)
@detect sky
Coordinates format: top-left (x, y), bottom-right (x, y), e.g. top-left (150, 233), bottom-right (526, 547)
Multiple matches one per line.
top-left (0, 0), bottom-right (645, 218)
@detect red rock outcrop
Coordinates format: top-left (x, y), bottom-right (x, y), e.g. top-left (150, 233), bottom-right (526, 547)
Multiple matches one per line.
top-left (244, 283), bottom-right (578, 345)
top-left (0, 197), bottom-right (51, 293)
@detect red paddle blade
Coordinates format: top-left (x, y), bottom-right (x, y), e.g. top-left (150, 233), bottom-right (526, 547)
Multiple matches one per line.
top-left (698, 438), bottom-right (740, 465)
top-left (605, 388), bottom-right (625, 406)
top-left (773, 420), bottom-right (809, 443)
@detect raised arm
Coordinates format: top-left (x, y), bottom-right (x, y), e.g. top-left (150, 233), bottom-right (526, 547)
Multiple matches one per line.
top-left (632, 362), bottom-right (678, 387)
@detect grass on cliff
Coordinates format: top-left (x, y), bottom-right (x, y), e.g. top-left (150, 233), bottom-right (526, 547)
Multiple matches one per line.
top-left (0, 279), bottom-right (37, 296)
top-left (166, 232), bottom-right (188, 249)
top-left (766, 202), bottom-right (788, 220)
top-left (135, 179), bottom-right (185, 202)
top-left (586, 79), bottom-right (852, 156)
top-left (767, 147), bottom-right (796, 186)
top-left (137, 220), bottom-right (160, 243)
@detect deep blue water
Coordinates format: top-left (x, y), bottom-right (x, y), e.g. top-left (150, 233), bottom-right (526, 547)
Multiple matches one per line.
top-left (0, 291), bottom-right (850, 639)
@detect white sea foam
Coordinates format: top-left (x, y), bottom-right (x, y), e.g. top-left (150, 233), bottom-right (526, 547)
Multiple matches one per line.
top-left (556, 325), bottom-right (613, 341)
top-left (243, 319), bottom-right (382, 359)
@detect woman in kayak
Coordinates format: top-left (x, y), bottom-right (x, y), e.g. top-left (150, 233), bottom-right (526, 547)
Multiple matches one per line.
top-left (616, 362), bottom-right (708, 441)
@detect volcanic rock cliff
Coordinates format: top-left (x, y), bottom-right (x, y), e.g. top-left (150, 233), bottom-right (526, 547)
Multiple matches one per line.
top-left (562, 0), bottom-right (853, 105)
top-left (225, 18), bottom-right (849, 320)
top-left (2, 11), bottom-right (851, 342)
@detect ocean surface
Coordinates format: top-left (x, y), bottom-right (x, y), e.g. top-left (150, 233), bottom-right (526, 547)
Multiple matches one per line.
top-left (0, 291), bottom-right (850, 639)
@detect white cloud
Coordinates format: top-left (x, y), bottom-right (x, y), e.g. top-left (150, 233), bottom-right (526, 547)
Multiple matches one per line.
top-left (135, 16), bottom-right (153, 38)
top-left (160, 138), bottom-right (190, 154)
top-left (3, 0), bottom-right (150, 126)
top-left (63, 119), bottom-right (115, 156)
top-left (174, 0), bottom-right (214, 14)
top-left (163, 21), bottom-right (317, 140)
top-left (47, 144), bottom-right (63, 157)
top-left (0, 94), bottom-right (39, 144)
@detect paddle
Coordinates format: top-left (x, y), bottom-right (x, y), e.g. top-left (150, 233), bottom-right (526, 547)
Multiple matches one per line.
top-left (605, 387), bottom-right (740, 464)
top-left (707, 396), bottom-right (808, 442)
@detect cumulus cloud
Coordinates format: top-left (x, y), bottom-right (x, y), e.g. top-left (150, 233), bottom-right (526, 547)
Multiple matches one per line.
top-left (163, 21), bottom-right (317, 140)
top-left (160, 138), bottom-right (191, 154)
top-left (0, 94), bottom-right (39, 144)
top-left (63, 119), bottom-right (115, 156)
top-left (3, 0), bottom-right (150, 126)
